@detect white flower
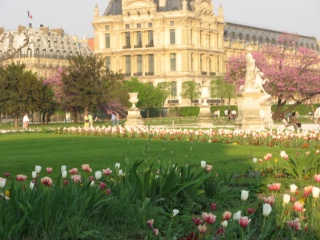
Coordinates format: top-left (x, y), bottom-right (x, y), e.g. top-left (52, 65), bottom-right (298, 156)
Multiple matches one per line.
top-left (280, 151), bottom-right (287, 158)
top-left (115, 163), bottom-right (120, 169)
top-left (32, 171), bottom-right (37, 179)
top-left (30, 181), bottom-right (35, 190)
top-left (283, 194), bottom-right (290, 204)
top-left (90, 181), bottom-right (95, 187)
top-left (0, 178), bottom-right (6, 188)
top-left (61, 165), bottom-right (66, 171)
top-left (172, 209), bottom-right (179, 216)
top-left (95, 171), bottom-right (102, 180)
top-left (241, 190), bottom-right (249, 201)
top-left (35, 165), bottom-right (42, 173)
top-left (233, 211), bottom-right (241, 221)
top-left (290, 184), bottom-right (298, 193)
top-left (62, 170), bottom-right (67, 178)
top-left (263, 203), bottom-right (272, 217)
top-left (118, 169), bottom-right (123, 176)
top-left (252, 157), bottom-right (257, 163)
top-left (200, 160), bottom-right (206, 168)
top-left (312, 187), bottom-right (320, 199)
top-left (221, 220), bottom-right (228, 228)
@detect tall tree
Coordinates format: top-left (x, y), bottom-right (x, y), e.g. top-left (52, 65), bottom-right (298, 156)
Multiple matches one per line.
top-left (0, 63), bottom-right (52, 127)
top-left (181, 81), bottom-right (201, 106)
top-left (225, 33), bottom-right (320, 120)
top-left (210, 76), bottom-right (236, 105)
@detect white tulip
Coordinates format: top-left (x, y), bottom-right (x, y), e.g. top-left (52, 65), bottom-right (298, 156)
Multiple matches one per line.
top-left (233, 211), bottom-right (241, 221)
top-left (62, 170), bottom-right (67, 178)
top-left (262, 203), bottom-right (272, 217)
top-left (0, 178), bottom-right (6, 188)
top-left (312, 187), bottom-right (320, 199)
top-left (221, 220), bottom-right (228, 228)
top-left (200, 160), bottom-right (206, 168)
top-left (115, 163), bottom-right (120, 169)
top-left (283, 194), bottom-right (290, 204)
top-left (30, 181), bottom-right (35, 190)
top-left (172, 209), bottom-right (179, 216)
top-left (32, 171), bottom-right (37, 179)
top-left (95, 171), bottom-right (102, 180)
top-left (61, 165), bottom-right (67, 171)
top-left (290, 184), bottom-right (298, 193)
top-left (252, 157), bottom-right (257, 163)
top-left (280, 151), bottom-right (287, 158)
top-left (241, 190), bottom-right (249, 201)
top-left (90, 181), bottom-right (95, 187)
top-left (118, 169), bottom-right (123, 176)
top-left (35, 165), bottom-right (42, 173)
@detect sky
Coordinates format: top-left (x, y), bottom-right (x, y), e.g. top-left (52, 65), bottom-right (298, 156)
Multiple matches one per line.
top-left (0, 0), bottom-right (319, 40)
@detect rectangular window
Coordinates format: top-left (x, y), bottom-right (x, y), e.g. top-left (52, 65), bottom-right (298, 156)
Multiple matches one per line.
top-left (190, 30), bottom-right (193, 44)
top-left (148, 30), bottom-right (153, 45)
top-left (137, 55), bottom-right (142, 73)
top-left (170, 29), bottom-right (175, 44)
top-left (126, 55), bottom-right (131, 74)
top-left (148, 22), bottom-right (152, 28)
top-left (137, 31), bottom-right (142, 46)
top-left (106, 56), bottom-right (111, 69)
top-left (170, 53), bottom-right (176, 71)
top-left (137, 23), bottom-right (141, 28)
top-left (105, 26), bottom-right (109, 30)
top-left (125, 24), bottom-right (130, 29)
top-left (105, 33), bottom-right (110, 48)
top-left (148, 54), bottom-right (154, 73)
top-left (170, 21), bottom-right (174, 26)
top-left (125, 32), bottom-right (131, 47)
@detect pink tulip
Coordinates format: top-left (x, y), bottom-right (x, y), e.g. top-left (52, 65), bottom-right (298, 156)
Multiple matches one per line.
top-left (247, 208), bottom-right (255, 214)
top-left (41, 177), bottom-right (53, 186)
top-left (4, 172), bottom-right (10, 178)
top-left (287, 218), bottom-right (302, 230)
top-left (147, 219), bottom-right (154, 229)
top-left (82, 164), bottom-right (92, 173)
top-left (103, 168), bottom-right (112, 176)
top-left (210, 203), bottom-right (217, 211)
top-left (16, 174), bottom-right (27, 181)
top-left (63, 179), bottom-right (69, 185)
top-left (106, 188), bottom-right (111, 195)
top-left (69, 168), bottom-right (78, 175)
top-left (71, 174), bottom-right (81, 184)
top-left (263, 196), bottom-right (276, 205)
top-left (152, 228), bottom-right (159, 235)
top-left (202, 212), bottom-right (216, 224)
top-left (88, 176), bottom-right (94, 182)
top-left (293, 201), bottom-right (305, 212)
top-left (314, 174), bottom-right (320, 182)
top-left (303, 185), bottom-right (313, 197)
top-left (222, 211), bottom-right (232, 220)
top-left (46, 167), bottom-right (52, 174)
top-left (206, 165), bottom-right (213, 172)
top-left (268, 183), bottom-right (281, 191)
top-left (197, 224), bottom-right (207, 233)
top-left (239, 216), bottom-right (250, 228)
top-left (99, 181), bottom-right (106, 190)
top-left (192, 217), bottom-right (203, 226)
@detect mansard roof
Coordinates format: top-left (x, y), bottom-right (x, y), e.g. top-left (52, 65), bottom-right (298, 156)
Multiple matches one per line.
top-left (103, 0), bottom-right (193, 16)
top-left (224, 22), bottom-right (319, 51)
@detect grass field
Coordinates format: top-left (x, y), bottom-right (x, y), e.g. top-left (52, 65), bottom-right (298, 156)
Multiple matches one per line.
top-left (0, 132), bottom-right (299, 180)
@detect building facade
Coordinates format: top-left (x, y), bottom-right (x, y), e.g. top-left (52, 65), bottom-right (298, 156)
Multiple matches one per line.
top-left (92, 0), bottom-right (225, 106)
top-left (93, 0), bottom-right (320, 106)
top-left (0, 25), bottom-right (93, 79)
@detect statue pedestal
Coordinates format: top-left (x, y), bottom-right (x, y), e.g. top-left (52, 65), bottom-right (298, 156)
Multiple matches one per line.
top-left (260, 99), bottom-right (274, 129)
top-left (235, 92), bottom-right (265, 130)
top-left (197, 105), bottom-right (214, 128)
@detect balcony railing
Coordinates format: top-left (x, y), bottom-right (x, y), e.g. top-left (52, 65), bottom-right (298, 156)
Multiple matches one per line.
top-left (133, 72), bottom-right (142, 76)
top-left (134, 44), bottom-right (142, 48)
top-left (145, 43), bottom-right (154, 48)
top-left (210, 72), bottom-right (216, 76)
top-left (145, 72), bottom-right (154, 76)
top-left (201, 71), bottom-right (207, 75)
top-left (125, 73), bottom-right (131, 76)
top-left (123, 45), bottom-right (131, 49)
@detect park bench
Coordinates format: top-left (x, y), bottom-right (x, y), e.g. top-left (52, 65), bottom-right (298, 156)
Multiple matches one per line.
top-left (281, 118), bottom-right (301, 130)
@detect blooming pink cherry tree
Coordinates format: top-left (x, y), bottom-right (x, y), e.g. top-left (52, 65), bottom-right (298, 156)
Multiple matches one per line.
top-left (225, 33), bottom-right (320, 120)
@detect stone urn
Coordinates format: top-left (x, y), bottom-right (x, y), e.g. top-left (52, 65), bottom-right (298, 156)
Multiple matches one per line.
top-left (128, 92), bottom-right (139, 110)
top-left (125, 92), bottom-right (144, 126)
top-left (198, 81), bottom-right (214, 128)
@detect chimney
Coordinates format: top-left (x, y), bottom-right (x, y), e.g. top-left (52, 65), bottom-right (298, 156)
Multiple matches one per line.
top-left (18, 25), bottom-right (26, 34)
top-left (0, 27), bottom-right (4, 35)
top-left (51, 28), bottom-right (64, 37)
top-left (159, 0), bottom-right (166, 8)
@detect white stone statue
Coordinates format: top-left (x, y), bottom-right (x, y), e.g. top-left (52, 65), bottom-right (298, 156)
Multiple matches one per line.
top-left (243, 48), bottom-right (256, 91)
top-left (254, 67), bottom-right (269, 94)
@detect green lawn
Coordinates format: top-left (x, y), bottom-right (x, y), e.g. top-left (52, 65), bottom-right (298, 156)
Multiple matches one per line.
top-left (0, 132), bottom-right (299, 179)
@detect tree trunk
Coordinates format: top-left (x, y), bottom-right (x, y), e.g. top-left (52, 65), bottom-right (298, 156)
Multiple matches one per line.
top-left (46, 114), bottom-right (50, 124)
top-left (14, 115), bottom-right (19, 129)
top-left (0, 112), bottom-right (2, 124)
top-left (42, 112), bottom-right (46, 124)
top-left (71, 110), bottom-right (78, 123)
top-left (272, 100), bottom-right (301, 121)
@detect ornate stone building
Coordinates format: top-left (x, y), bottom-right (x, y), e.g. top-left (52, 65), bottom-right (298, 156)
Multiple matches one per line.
top-left (0, 25), bottom-right (93, 79)
top-left (92, 0), bottom-right (225, 106)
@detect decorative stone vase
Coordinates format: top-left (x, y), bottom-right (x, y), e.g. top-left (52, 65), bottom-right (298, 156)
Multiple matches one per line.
top-left (198, 82), bottom-right (214, 128)
top-left (128, 92), bottom-right (139, 110)
top-left (125, 92), bottom-right (144, 126)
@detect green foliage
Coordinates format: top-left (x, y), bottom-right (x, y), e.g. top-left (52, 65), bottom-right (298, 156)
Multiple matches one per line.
top-left (179, 107), bottom-right (200, 117)
top-left (180, 81), bottom-right (200, 105)
top-left (210, 76), bottom-right (236, 102)
top-left (271, 104), bottom-right (320, 116)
